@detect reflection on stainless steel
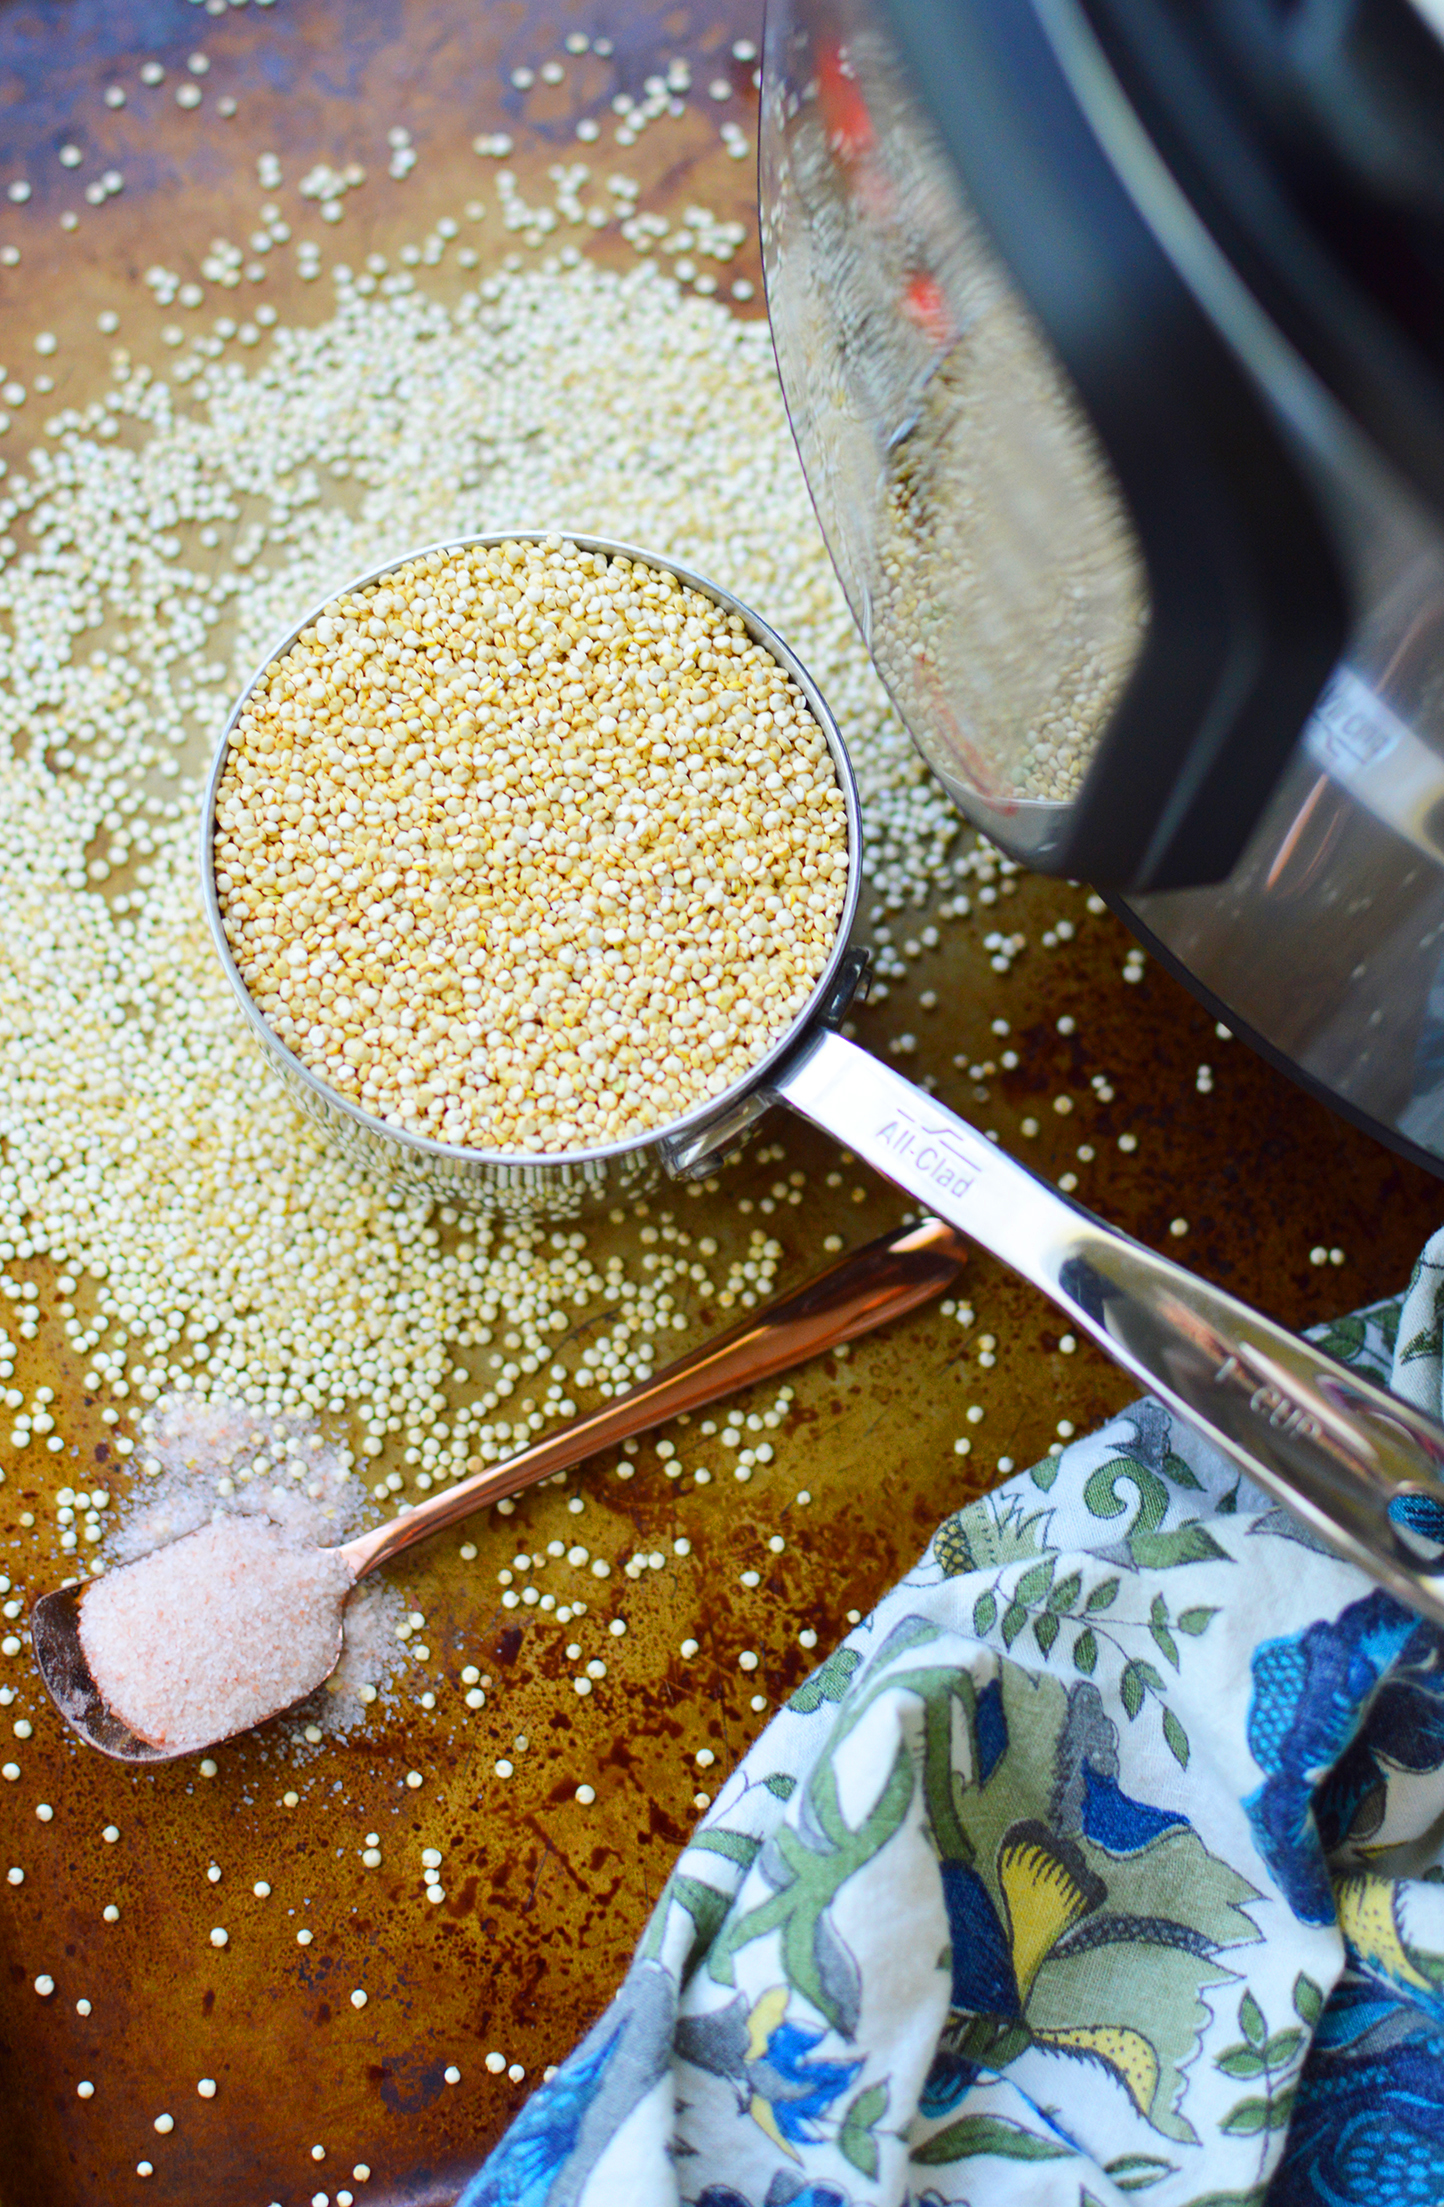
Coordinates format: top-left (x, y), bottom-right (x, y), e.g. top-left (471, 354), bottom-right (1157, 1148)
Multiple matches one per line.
top-left (761, 0), bottom-right (1146, 850)
top-left (1302, 663), bottom-right (1444, 867)
top-left (1130, 465), bottom-right (1444, 1168)
top-left (34, 1215), bottom-right (968, 1760)
top-left (776, 1028), bottom-right (1444, 1625)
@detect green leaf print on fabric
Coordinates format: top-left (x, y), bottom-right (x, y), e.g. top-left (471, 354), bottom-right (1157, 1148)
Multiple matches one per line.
top-left (788, 1645), bottom-right (862, 1716)
top-left (1377, 1298), bottom-right (1402, 1357)
top-left (1397, 1257), bottom-right (1444, 1365)
top-left (1084, 1455), bottom-right (1170, 1535)
top-left (1312, 1312), bottom-right (1368, 1365)
top-left (1212, 1984), bottom-right (1307, 2170)
top-left (911, 2112), bottom-right (1076, 2164)
top-left (1162, 1708), bottom-right (1190, 1768)
top-left (1034, 1610), bottom-right (1061, 1657)
top-left (1105, 2152), bottom-right (1179, 2191)
top-left (691, 1830), bottom-right (763, 1874)
top-left (838, 2080), bottom-right (888, 2177)
top-left (1129, 1523), bottom-right (1232, 1570)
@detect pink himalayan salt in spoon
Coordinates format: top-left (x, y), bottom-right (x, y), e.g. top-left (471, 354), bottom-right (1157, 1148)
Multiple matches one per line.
top-left (30, 1216), bottom-right (966, 1762)
top-left (77, 1517), bottom-right (355, 1755)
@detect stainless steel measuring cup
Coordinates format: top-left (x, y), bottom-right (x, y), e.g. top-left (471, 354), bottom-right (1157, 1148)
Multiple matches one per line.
top-left (202, 532), bottom-right (1444, 1624)
top-left (201, 533), bottom-right (868, 1219)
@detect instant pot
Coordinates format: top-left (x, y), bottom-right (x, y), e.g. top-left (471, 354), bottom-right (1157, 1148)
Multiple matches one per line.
top-left (759, 0), bottom-right (1444, 1170)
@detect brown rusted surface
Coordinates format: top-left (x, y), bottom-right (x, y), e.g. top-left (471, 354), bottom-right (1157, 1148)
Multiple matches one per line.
top-left (0, 3), bottom-right (1442, 2204)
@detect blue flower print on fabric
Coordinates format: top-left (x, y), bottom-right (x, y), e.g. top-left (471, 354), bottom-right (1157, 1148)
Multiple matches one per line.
top-left (1244, 1591), bottom-right (1420, 1924)
top-left (1273, 1976), bottom-right (1444, 2207)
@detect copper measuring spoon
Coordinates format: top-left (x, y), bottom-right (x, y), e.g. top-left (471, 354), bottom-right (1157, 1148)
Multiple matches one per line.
top-left (31, 1215), bottom-right (965, 1762)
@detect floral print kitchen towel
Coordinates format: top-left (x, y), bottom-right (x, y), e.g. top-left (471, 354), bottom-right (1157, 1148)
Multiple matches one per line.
top-left (457, 1233), bottom-right (1444, 2207)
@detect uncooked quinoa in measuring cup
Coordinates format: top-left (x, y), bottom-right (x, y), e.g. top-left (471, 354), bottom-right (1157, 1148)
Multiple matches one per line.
top-left (212, 537), bottom-right (850, 1153)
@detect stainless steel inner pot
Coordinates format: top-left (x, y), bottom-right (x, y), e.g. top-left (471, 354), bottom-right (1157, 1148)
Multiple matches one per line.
top-left (202, 531), bottom-right (1444, 1628)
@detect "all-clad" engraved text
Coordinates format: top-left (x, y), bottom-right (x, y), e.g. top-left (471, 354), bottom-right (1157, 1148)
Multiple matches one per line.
top-left (875, 1109), bottom-right (984, 1203)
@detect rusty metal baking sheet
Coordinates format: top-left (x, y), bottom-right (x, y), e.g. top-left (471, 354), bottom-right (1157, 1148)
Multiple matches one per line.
top-left (1, 3), bottom-right (1442, 2203)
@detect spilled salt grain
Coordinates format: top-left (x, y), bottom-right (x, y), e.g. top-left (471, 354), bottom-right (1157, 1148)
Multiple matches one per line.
top-left (79, 1518), bottom-right (353, 1753)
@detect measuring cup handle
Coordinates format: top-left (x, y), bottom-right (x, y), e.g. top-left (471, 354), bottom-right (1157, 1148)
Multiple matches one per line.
top-left (774, 1030), bottom-right (1444, 1625)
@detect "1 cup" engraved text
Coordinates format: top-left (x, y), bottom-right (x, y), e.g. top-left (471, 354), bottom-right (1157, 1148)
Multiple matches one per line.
top-left (1213, 1354), bottom-right (1322, 1442)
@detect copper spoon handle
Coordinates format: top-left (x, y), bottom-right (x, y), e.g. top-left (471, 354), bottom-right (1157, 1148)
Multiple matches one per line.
top-left (341, 1215), bottom-right (966, 1578)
